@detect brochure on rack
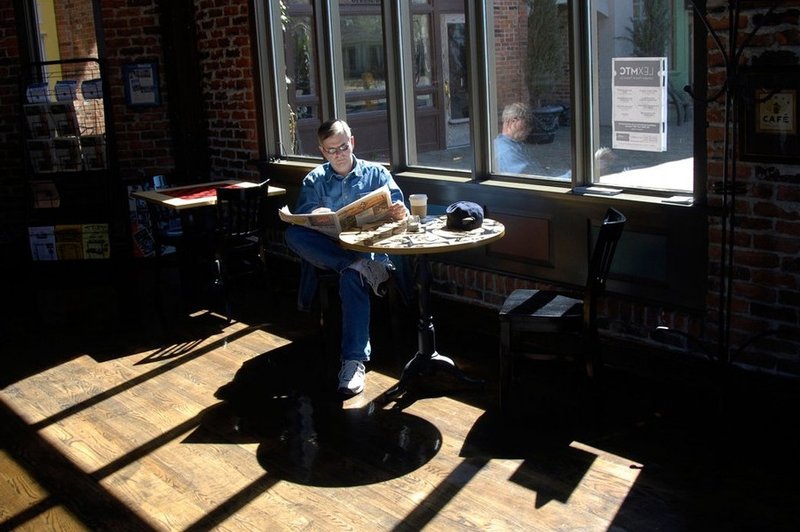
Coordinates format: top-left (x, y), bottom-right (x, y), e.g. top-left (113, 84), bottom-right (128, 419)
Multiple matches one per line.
top-left (278, 184), bottom-right (393, 238)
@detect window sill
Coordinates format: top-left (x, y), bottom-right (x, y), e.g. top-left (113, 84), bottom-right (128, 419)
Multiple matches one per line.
top-left (270, 160), bottom-right (700, 209)
top-left (403, 173), bottom-right (700, 208)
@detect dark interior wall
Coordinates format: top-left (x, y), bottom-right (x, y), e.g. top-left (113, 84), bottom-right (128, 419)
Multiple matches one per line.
top-left (158, 1), bottom-right (209, 182)
top-left (99, 1), bottom-right (174, 183)
top-left (191, 0), bottom-right (261, 182)
top-left (0, 1), bottom-right (26, 267)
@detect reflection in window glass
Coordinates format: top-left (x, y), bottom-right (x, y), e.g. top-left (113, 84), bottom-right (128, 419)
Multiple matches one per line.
top-left (283, 0), bottom-right (320, 157)
top-left (412, 13), bottom-right (438, 154)
top-left (413, 15), bottom-right (432, 91)
top-left (491, 0), bottom-right (573, 180)
top-left (34, 0), bottom-right (99, 61)
top-left (340, 11), bottom-right (390, 162)
top-left (592, 0), bottom-right (694, 193)
top-left (415, 8), bottom-right (474, 171)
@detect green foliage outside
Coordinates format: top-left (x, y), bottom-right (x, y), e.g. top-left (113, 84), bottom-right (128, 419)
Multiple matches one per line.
top-left (623, 0), bottom-right (670, 57)
top-left (525, 0), bottom-right (564, 108)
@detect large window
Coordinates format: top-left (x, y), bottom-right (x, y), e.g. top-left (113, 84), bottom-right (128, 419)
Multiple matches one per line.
top-left (269, 0), bottom-right (697, 196)
top-left (283, 0), bottom-right (320, 157)
top-left (492, 0), bottom-right (573, 179)
top-left (339, 5), bottom-right (390, 161)
top-left (590, 0), bottom-right (694, 193)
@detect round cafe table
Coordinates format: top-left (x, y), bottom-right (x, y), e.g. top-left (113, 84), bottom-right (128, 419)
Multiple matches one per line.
top-left (339, 215), bottom-right (505, 401)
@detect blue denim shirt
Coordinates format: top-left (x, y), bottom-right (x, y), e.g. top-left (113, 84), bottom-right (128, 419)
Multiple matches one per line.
top-left (294, 156), bottom-right (405, 310)
top-left (294, 155), bottom-right (405, 214)
top-left (494, 134), bottom-right (545, 175)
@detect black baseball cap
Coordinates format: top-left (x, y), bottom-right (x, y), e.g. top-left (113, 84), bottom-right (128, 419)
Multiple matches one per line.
top-left (446, 201), bottom-right (484, 230)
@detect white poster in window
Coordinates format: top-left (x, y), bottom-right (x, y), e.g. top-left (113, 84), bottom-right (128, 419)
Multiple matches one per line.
top-left (612, 57), bottom-right (667, 152)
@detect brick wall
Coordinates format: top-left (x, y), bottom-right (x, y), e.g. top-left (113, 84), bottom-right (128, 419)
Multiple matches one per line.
top-left (100, 0), bottom-right (174, 181)
top-left (193, 0), bottom-right (260, 182)
top-left (493, 0), bottom-right (528, 113)
top-left (54, 0), bottom-right (98, 59)
top-left (492, 0), bottom-right (571, 118)
top-left (700, 0), bottom-right (800, 371)
top-left (100, 0), bottom-right (264, 183)
top-left (0, 4), bottom-right (25, 264)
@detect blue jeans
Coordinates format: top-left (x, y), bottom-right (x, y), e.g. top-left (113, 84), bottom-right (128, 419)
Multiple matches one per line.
top-left (285, 225), bottom-right (382, 362)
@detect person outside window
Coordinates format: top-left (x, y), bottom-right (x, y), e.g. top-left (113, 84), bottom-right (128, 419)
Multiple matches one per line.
top-left (494, 102), bottom-right (546, 175)
top-left (284, 119), bottom-right (408, 396)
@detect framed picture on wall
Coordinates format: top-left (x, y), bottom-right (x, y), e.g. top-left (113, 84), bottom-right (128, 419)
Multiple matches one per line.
top-left (123, 62), bottom-right (161, 107)
top-left (739, 66), bottom-right (800, 163)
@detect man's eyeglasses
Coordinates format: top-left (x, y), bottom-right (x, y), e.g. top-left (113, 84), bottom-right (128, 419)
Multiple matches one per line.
top-left (322, 141), bottom-right (351, 155)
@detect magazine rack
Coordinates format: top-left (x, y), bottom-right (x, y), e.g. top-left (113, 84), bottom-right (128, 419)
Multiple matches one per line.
top-left (21, 58), bottom-right (115, 261)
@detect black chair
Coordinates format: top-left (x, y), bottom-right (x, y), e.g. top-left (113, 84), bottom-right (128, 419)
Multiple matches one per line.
top-left (498, 208), bottom-right (626, 413)
top-left (213, 181), bottom-right (270, 322)
top-left (141, 175), bottom-right (187, 315)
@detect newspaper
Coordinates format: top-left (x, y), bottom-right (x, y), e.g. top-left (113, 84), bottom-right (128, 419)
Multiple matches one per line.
top-left (278, 184), bottom-right (393, 237)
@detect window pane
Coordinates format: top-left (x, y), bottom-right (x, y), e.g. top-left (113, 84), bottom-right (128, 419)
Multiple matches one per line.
top-left (34, 0), bottom-right (99, 61)
top-left (491, 0), bottom-right (573, 179)
top-left (591, 0), bottom-right (694, 193)
top-left (415, 8), bottom-right (474, 171)
top-left (340, 7), bottom-right (390, 162)
top-left (284, 1), bottom-right (321, 157)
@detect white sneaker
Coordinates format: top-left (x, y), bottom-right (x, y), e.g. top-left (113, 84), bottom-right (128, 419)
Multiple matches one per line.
top-left (338, 360), bottom-right (366, 396)
top-left (352, 259), bottom-right (393, 297)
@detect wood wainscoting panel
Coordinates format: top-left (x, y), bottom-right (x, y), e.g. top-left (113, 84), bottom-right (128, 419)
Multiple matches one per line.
top-left (486, 211), bottom-right (552, 267)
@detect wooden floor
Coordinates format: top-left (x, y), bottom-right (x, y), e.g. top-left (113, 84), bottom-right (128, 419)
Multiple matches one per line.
top-left (1, 262), bottom-right (799, 531)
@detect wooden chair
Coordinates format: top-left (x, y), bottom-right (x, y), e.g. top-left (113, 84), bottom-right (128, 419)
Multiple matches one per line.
top-left (213, 181), bottom-right (270, 322)
top-left (498, 208), bottom-right (626, 414)
top-left (143, 175), bottom-right (188, 315)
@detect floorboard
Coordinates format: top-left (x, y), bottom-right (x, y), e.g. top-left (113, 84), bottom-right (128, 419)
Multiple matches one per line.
top-left (2, 264), bottom-right (799, 531)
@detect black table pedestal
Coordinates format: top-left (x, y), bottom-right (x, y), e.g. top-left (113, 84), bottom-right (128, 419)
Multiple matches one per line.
top-left (384, 254), bottom-right (484, 400)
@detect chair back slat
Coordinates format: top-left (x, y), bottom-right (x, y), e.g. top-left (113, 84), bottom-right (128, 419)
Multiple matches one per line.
top-left (587, 208), bottom-right (626, 291)
top-left (215, 181), bottom-right (269, 238)
top-left (584, 208), bottom-right (626, 325)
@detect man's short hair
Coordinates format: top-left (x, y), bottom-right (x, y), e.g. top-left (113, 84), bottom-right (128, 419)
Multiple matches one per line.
top-left (502, 102), bottom-right (529, 123)
top-left (318, 119), bottom-right (352, 143)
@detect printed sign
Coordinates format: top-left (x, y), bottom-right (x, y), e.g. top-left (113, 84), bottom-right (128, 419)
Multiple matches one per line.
top-left (123, 62), bottom-right (160, 106)
top-left (612, 57), bottom-right (667, 152)
top-left (756, 89), bottom-right (796, 135)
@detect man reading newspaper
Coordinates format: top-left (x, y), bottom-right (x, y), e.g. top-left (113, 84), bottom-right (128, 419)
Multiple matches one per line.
top-left (284, 119), bottom-right (408, 396)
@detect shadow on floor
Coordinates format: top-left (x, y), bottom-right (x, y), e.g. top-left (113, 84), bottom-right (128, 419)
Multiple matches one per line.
top-left (188, 339), bottom-right (443, 487)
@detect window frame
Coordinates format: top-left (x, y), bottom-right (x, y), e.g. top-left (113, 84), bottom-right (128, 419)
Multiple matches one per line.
top-left (255, 0), bottom-right (704, 203)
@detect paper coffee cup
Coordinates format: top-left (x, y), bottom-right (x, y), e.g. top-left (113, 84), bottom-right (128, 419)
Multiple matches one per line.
top-left (409, 194), bottom-right (427, 218)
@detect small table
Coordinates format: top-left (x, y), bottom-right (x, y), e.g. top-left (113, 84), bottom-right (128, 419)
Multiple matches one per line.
top-left (340, 215), bottom-right (505, 400)
top-left (130, 180), bottom-right (286, 210)
top-left (130, 180), bottom-right (286, 305)
top-left (130, 179), bottom-right (287, 255)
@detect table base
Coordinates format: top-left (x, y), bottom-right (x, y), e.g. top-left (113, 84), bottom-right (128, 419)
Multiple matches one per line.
top-left (384, 351), bottom-right (484, 400)
top-left (383, 254), bottom-right (484, 402)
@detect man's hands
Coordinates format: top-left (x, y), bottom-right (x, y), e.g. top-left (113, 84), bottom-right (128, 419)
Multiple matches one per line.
top-left (389, 200), bottom-right (408, 221)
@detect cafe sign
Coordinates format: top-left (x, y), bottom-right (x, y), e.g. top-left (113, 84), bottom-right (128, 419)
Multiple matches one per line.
top-left (739, 67), bottom-right (800, 163)
top-left (756, 89), bottom-right (796, 135)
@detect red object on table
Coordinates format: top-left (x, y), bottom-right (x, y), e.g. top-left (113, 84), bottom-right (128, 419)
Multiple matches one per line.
top-left (160, 183), bottom-right (239, 200)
